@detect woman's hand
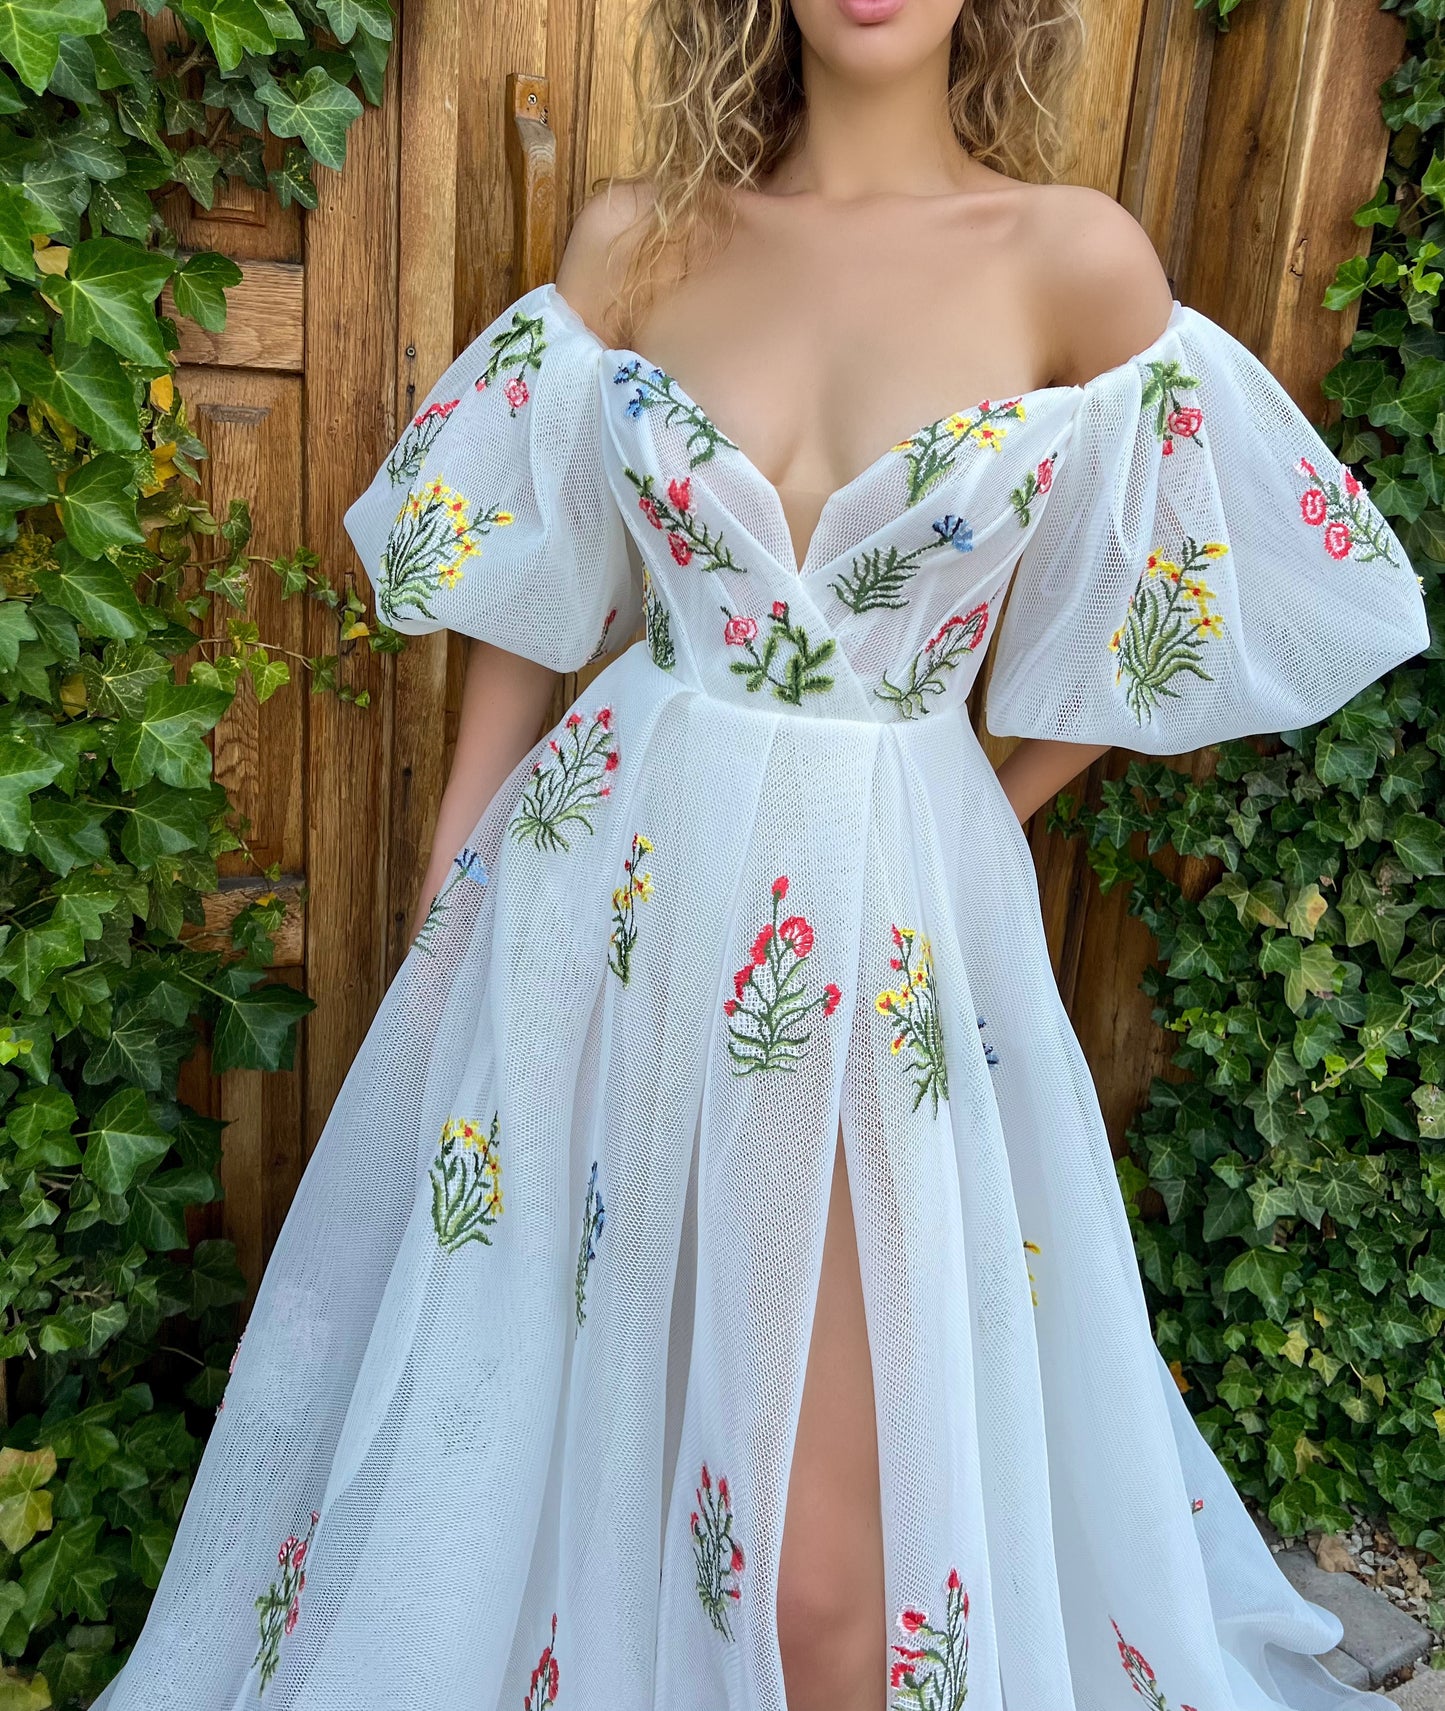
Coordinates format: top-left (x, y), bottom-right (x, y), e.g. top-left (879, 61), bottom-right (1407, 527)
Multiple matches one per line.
top-left (993, 737), bottom-right (1111, 826)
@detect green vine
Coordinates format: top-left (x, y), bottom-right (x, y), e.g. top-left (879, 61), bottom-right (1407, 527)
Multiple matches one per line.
top-left (1059, 0), bottom-right (1445, 1618)
top-left (0, 0), bottom-right (394, 1701)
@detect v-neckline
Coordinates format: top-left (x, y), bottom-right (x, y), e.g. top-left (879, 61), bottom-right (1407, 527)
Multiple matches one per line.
top-left (544, 281), bottom-right (1186, 579)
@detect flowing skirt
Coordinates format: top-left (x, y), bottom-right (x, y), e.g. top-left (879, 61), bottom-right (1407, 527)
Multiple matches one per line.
top-left (92, 643), bottom-right (1387, 1711)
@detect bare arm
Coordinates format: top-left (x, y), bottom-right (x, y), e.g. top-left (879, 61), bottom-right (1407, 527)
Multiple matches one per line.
top-left (406, 640), bottom-right (557, 940)
top-left (988, 189), bottom-right (1175, 825)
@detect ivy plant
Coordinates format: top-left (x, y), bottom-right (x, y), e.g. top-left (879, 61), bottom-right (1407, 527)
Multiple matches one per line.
top-left (0, 0), bottom-right (395, 1702)
top-left (1059, 0), bottom-right (1445, 1619)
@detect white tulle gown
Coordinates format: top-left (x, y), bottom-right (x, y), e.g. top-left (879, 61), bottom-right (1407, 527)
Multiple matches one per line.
top-left (91, 281), bottom-right (1428, 1711)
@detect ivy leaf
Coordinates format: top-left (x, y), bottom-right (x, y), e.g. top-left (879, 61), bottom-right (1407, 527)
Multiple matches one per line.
top-left (0, 0), bottom-right (106, 93)
top-left (111, 680), bottom-right (230, 790)
top-left (1222, 1246), bottom-right (1302, 1321)
top-left (36, 542), bottom-right (148, 638)
top-left (117, 780), bottom-right (211, 867)
top-left (175, 0), bottom-right (277, 72)
top-left (315, 0), bottom-right (390, 41)
top-left (1260, 936), bottom-right (1342, 1013)
top-left (255, 65), bottom-right (361, 170)
top-left (0, 920), bottom-right (85, 1002)
top-left (169, 249), bottom-right (241, 332)
top-left (56, 450), bottom-right (144, 558)
top-left (47, 236), bottom-right (174, 366)
top-left (44, 329), bottom-right (143, 451)
top-left (210, 975), bottom-right (313, 1074)
top-left (1391, 811), bottom-right (1445, 875)
top-left (0, 182), bottom-right (41, 280)
top-left (81, 1087), bottom-right (170, 1195)
top-left (125, 1164), bottom-right (216, 1249)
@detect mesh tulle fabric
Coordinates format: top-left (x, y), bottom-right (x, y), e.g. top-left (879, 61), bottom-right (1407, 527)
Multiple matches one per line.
top-left (91, 285), bottom-right (1428, 1711)
top-left (985, 305), bottom-right (1428, 753)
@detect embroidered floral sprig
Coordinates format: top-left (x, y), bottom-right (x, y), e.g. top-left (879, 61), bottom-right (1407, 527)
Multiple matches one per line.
top-left (387, 396), bottom-right (459, 487)
top-left (585, 604), bottom-right (619, 663)
top-left (474, 309), bottom-right (547, 413)
top-left (575, 1159), bottom-right (605, 1327)
top-left (1024, 1238), bottom-right (1040, 1306)
top-left (894, 399), bottom-right (1027, 504)
top-left (876, 603), bottom-right (988, 719)
top-left (414, 845), bottom-right (486, 954)
top-left (725, 875), bottom-right (841, 1074)
top-left (1296, 456), bottom-right (1399, 566)
top-left (254, 1508), bottom-right (320, 1694)
top-left (976, 1016), bottom-right (999, 1068)
top-left (643, 564), bottom-right (676, 669)
top-left (430, 1112), bottom-right (503, 1254)
top-left (625, 467), bottom-right (747, 574)
top-left (691, 1461), bottom-right (744, 1639)
top-left (724, 600), bottom-right (837, 705)
top-left (830, 515), bottom-right (972, 614)
top-left (608, 831), bottom-right (654, 984)
top-left (510, 707), bottom-right (619, 851)
top-left (1110, 537), bottom-right (1227, 722)
top-left (380, 480), bottom-right (512, 625)
top-left (1009, 454), bottom-right (1056, 526)
top-left (1111, 1618), bottom-right (1200, 1711)
top-left (614, 360), bottom-right (738, 467)
top-left (877, 926), bottom-right (949, 1115)
top-left (889, 1567), bottom-right (971, 1710)
top-left (1139, 357), bottom-right (1204, 456)
top-left (523, 1612), bottom-right (560, 1710)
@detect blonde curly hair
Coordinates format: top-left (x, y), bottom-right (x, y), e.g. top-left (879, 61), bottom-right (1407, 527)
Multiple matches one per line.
top-left (591, 0), bottom-right (1085, 345)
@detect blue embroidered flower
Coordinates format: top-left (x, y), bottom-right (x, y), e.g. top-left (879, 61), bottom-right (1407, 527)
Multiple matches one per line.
top-left (613, 360), bottom-right (641, 385)
top-left (977, 1016), bottom-right (999, 1067)
top-left (932, 515), bottom-right (974, 552)
top-left (575, 1159), bottom-right (606, 1326)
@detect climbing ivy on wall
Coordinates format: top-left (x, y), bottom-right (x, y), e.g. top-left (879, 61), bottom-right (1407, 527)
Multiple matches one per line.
top-left (1061, 0), bottom-right (1445, 1596)
top-left (0, 0), bottom-right (393, 1703)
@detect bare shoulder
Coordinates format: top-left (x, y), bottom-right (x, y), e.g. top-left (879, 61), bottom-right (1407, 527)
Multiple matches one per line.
top-left (1017, 182), bottom-right (1177, 386)
top-left (554, 177), bottom-right (656, 336)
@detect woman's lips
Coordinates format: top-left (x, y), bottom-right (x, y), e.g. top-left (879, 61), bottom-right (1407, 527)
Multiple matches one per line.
top-left (835, 0), bottom-right (908, 22)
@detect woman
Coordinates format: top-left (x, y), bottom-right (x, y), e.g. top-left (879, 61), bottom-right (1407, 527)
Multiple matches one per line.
top-left (91, 1), bottom-right (1429, 1708)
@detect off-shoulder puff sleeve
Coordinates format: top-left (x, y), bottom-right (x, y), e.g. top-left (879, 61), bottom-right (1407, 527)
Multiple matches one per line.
top-left (342, 283), bottom-right (642, 671)
top-left (984, 304), bottom-right (1430, 754)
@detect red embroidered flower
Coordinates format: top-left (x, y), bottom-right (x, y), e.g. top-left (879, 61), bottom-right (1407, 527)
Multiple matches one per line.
top-left (668, 531), bottom-right (693, 565)
top-left (1167, 405), bottom-right (1202, 439)
top-left (1324, 520), bottom-right (1352, 558)
top-left (891, 924), bottom-right (904, 948)
top-left (604, 750), bottom-right (620, 771)
top-left (639, 495), bottom-right (663, 528)
top-left (414, 398), bottom-right (459, 426)
top-left (722, 999), bottom-right (738, 1016)
top-left (504, 377), bottom-right (529, 410)
top-left (596, 706), bottom-right (613, 728)
top-left (1344, 468), bottom-right (1361, 496)
top-left (946, 1567), bottom-right (960, 1591)
top-left (778, 915), bottom-right (814, 957)
top-left (724, 614), bottom-right (758, 646)
top-left (891, 1653), bottom-right (927, 1686)
top-left (668, 476), bottom-right (692, 511)
top-left (566, 711), bottom-right (582, 728)
top-left (822, 983), bottom-right (842, 1016)
top-left (773, 876), bottom-right (789, 900)
top-left (734, 967), bottom-right (750, 1001)
top-left (1037, 454), bottom-right (1055, 493)
top-left (1300, 487), bottom-right (1328, 526)
top-left (750, 925), bottom-right (774, 964)
top-left (718, 1475), bottom-right (729, 1502)
top-left (284, 1600), bottom-right (299, 1636)
top-left (731, 1543), bottom-right (744, 1571)
top-left (700, 1463), bottom-right (711, 1491)
top-left (771, 600), bottom-right (788, 620)
top-left (1161, 439), bottom-right (1174, 456)
top-left (898, 1608), bottom-right (928, 1634)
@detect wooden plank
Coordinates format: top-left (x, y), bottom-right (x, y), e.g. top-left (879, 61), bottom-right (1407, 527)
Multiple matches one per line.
top-left (1065, 0), bottom-right (1153, 190)
top-left (302, 26), bottom-right (402, 1151)
top-left (182, 366), bottom-right (307, 883)
top-left (509, 74), bottom-right (558, 294)
top-left (165, 260), bottom-right (305, 370)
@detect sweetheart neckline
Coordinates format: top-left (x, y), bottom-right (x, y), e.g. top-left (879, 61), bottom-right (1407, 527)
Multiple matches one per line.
top-left (542, 280), bottom-right (1188, 578)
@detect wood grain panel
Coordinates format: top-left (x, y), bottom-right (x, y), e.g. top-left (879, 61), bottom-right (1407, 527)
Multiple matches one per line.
top-left (165, 260), bottom-right (306, 370)
top-left (302, 40), bottom-right (403, 1151)
top-left (183, 367), bottom-right (307, 882)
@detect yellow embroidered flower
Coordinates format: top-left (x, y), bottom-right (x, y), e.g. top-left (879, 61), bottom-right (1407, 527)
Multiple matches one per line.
top-left (875, 989), bottom-right (901, 1015)
top-left (942, 412), bottom-right (974, 440)
top-left (438, 563), bottom-right (465, 589)
top-left (424, 477), bottom-right (446, 500)
top-left (611, 885), bottom-right (628, 910)
top-left (636, 834), bottom-right (653, 854)
top-left (890, 436), bottom-right (916, 453)
top-left (1196, 610), bottom-right (1225, 638)
top-left (495, 510), bottom-right (514, 525)
top-left (443, 493), bottom-right (468, 520)
top-left (890, 1034), bottom-right (905, 1054)
top-left (1183, 579), bottom-right (1215, 603)
top-left (970, 423), bottom-right (1007, 450)
top-left (1145, 549), bottom-right (1179, 580)
top-left (1200, 541), bottom-right (1229, 558)
top-left (632, 872), bottom-right (654, 902)
top-left (1109, 627), bottom-right (1124, 653)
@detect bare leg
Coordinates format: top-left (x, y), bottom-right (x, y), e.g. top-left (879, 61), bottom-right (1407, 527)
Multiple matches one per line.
top-left (776, 1123), bottom-right (887, 1711)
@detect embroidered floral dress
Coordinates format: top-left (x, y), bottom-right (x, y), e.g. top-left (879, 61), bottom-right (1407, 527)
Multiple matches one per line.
top-left (91, 283), bottom-right (1428, 1711)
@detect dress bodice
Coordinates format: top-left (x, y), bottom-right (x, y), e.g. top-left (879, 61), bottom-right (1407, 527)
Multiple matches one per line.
top-left (343, 281), bottom-right (1428, 751)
